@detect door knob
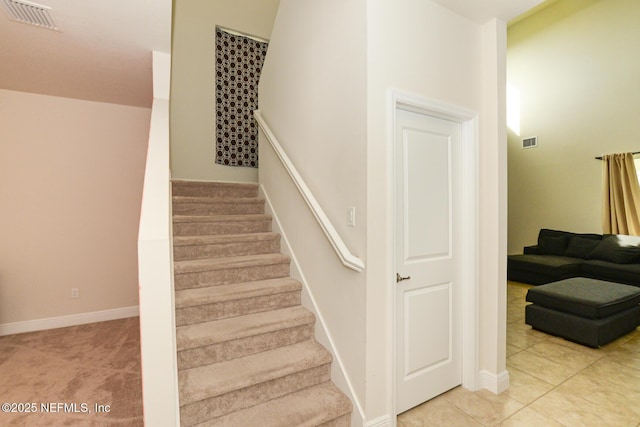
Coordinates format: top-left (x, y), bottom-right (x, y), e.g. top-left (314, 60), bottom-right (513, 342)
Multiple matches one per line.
top-left (396, 273), bottom-right (411, 283)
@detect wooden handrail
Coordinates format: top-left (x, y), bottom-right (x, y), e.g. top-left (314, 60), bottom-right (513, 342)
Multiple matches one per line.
top-left (254, 110), bottom-right (365, 272)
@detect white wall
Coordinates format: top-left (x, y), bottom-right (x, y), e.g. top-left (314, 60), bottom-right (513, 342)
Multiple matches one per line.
top-left (507, 0), bottom-right (640, 253)
top-left (479, 19), bottom-right (509, 391)
top-left (138, 51), bottom-right (179, 427)
top-left (366, 0), bottom-right (508, 419)
top-left (258, 0), bottom-right (368, 423)
top-left (0, 89), bottom-right (150, 328)
top-left (260, 0), bottom-right (509, 422)
top-left (170, 0), bottom-right (280, 182)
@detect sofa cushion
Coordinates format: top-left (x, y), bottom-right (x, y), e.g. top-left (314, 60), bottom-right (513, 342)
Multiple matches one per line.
top-left (538, 229), bottom-right (602, 242)
top-left (508, 254), bottom-right (583, 275)
top-left (588, 235), bottom-right (640, 264)
top-left (582, 260), bottom-right (640, 286)
top-left (526, 277), bottom-right (640, 319)
top-left (565, 236), bottom-right (602, 259)
top-left (538, 235), bottom-right (569, 256)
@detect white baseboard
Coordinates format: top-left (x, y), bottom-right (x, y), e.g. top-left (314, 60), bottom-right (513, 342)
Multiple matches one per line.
top-left (366, 415), bottom-right (392, 427)
top-left (0, 306), bottom-right (139, 336)
top-left (478, 369), bottom-right (510, 394)
top-left (259, 185), bottom-right (367, 424)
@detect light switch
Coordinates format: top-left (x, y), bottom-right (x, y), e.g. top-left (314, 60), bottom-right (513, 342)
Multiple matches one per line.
top-left (347, 207), bottom-right (356, 227)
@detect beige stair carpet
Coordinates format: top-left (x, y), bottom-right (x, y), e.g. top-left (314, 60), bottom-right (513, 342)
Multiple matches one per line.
top-left (172, 180), bottom-right (352, 427)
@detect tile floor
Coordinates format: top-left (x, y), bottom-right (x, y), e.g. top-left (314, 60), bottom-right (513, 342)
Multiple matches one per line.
top-left (398, 281), bottom-right (640, 427)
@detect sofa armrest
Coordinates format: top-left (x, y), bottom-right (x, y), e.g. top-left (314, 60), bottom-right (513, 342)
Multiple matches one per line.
top-left (524, 245), bottom-right (540, 255)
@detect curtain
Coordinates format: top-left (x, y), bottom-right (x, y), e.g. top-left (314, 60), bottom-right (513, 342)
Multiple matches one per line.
top-left (601, 152), bottom-right (640, 236)
top-left (215, 29), bottom-right (268, 168)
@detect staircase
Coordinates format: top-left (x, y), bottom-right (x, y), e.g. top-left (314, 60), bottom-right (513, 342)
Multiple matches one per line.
top-left (171, 180), bottom-right (352, 427)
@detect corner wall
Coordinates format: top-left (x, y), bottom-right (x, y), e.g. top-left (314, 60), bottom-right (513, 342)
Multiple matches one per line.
top-left (507, 0), bottom-right (640, 253)
top-left (170, 0), bottom-right (280, 182)
top-left (479, 19), bottom-right (509, 391)
top-left (0, 89), bottom-right (150, 329)
top-left (366, 0), bottom-right (507, 419)
top-left (257, 0), bottom-right (368, 423)
top-left (259, 0), bottom-right (510, 422)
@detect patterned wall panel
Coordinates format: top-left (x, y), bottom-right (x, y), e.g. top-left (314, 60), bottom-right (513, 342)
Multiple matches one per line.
top-left (215, 29), bottom-right (268, 168)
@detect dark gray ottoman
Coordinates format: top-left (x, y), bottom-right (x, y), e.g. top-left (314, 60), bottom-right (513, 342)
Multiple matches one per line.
top-left (525, 278), bottom-right (640, 348)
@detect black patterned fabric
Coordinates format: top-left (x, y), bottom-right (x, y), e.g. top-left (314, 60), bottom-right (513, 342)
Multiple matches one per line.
top-left (215, 29), bottom-right (268, 168)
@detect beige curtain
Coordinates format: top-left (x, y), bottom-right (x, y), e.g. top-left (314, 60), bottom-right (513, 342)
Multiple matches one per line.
top-left (602, 152), bottom-right (640, 236)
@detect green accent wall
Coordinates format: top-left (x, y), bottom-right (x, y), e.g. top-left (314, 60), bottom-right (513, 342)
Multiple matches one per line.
top-left (507, 0), bottom-right (640, 253)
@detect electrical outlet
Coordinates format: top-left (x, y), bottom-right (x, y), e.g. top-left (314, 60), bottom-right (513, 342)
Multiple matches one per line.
top-left (71, 288), bottom-right (79, 299)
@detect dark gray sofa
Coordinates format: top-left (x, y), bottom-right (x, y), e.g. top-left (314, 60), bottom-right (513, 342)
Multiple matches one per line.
top-left (508, 229), bottom-right (640, 287)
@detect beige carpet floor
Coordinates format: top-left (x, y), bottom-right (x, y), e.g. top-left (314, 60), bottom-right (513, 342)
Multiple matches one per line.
top-left (0, 317), bottom-right (143, 426)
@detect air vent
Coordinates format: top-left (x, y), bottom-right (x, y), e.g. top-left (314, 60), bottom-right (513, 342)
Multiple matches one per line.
top-left (2, 0), bottom-right (58, 30)
top-left (522, 136), bottom-right (538, 149)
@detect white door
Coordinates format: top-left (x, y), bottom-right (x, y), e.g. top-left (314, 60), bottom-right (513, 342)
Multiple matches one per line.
top-left (395, 108), bottom-right (462, 414)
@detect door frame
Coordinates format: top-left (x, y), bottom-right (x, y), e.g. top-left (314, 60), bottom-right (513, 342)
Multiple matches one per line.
top-left (389, 89), bottom-right (479, 417)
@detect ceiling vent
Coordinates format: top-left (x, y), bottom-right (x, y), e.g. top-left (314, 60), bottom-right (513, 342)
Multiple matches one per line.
top-left (522, 136), bottom-right (538, 149)
top-left (2, 0), bottom-right (58, 30)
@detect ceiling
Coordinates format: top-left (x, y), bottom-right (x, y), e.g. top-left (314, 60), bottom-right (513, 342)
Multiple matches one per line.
top-left (432, 0), bottom-right (555, 24)
top-left (0, 0), bottom-right (171, 108)
top-left (0, 0), bottom-right (552, 109)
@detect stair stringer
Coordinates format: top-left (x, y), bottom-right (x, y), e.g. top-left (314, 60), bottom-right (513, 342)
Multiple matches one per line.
top-left (259, 184), bottom-right (365, 427)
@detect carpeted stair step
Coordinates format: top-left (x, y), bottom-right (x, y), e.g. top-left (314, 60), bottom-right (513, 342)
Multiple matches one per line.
top-left (174, 253), bottom-right (290, 290)
top-left (173, 232), bottom-right (280, 261)
top-left (175, 277), bottom-right (302, 326)
top-left (172, 180), bottom-right (352, 426)
top-left (203, 382), bottom-right (352, 427)
top-left (172, 196), bottom-right (266, 216)
top-left (172, 180), bottom-right (258, 199)
top-left (176, 306), bottom-right (315, 370)
top-left (173, 214), bottom-right (272, 237)
top-left (179, 341), bottom-right (333, 425)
